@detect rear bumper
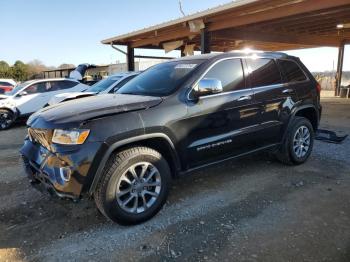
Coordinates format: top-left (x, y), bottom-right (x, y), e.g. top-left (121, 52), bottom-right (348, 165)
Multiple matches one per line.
top-left (20, 139), bottom-right (101, 199)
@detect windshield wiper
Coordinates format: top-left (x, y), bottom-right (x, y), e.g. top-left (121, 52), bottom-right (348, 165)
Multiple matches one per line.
top-left (120, 92), bottom-right (140, 95)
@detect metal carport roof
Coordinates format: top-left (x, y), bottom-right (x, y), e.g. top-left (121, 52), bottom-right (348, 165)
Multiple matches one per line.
top-left (101, 0), bottom-right (350, 94)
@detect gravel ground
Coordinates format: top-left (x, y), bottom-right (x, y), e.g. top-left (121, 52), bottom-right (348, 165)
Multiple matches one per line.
top-left (0, 98), bottom-right (350, 262)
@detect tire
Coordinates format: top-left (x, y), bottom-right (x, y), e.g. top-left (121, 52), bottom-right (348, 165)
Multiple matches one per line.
top-left (94, 146), bottom-right (171, 225)
top-left (275, 117), bottom-right (314, 165)
top-left (0, 109), bottom-right (15, 130)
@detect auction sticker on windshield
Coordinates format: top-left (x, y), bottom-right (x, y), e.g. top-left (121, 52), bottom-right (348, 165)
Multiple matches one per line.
top-left (175, 64), bottom-right (198, 69)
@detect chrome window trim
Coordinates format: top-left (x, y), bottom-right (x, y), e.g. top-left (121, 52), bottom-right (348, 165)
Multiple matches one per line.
top-left (195, 88), bottom-right (249, 100)
top-left (250, 83), bottom-right (286, 91)
top-left (192, 82), bottom-right (288, 100)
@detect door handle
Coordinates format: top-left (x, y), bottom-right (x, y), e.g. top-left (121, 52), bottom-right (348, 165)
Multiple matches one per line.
top-left (282, 88), bottom-right (294, 94)
top-left (237, 95), bottom-right (252, 101)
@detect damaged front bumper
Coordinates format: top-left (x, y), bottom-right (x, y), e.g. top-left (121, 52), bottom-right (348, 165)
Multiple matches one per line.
top-left (20, 138), bottom-right (101, 200)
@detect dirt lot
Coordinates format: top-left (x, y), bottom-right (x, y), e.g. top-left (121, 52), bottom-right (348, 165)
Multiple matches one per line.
top-left (0, 98), bottom-right (349, 262)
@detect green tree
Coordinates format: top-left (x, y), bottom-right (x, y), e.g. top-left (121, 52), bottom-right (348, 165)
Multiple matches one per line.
top-left (11, 60), bottom-right (29, 81)
top-left (0, 61), bottom-right (11, 78)
top-left (27, 59), bottom-right (47, 79)
top-left (58, 63), bottom-right (75, 69)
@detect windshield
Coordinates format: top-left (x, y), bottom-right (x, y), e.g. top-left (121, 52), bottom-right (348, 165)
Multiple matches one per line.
top-left (117, 60), bottom-right (203, 96)
top-left (86, 77), bottom-right (122, 93)
top-left (5, 80), bottom-right (34, 96)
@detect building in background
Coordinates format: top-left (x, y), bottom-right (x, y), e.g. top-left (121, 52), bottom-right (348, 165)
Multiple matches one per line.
top-left (42, 59), bottom-right (165, 80)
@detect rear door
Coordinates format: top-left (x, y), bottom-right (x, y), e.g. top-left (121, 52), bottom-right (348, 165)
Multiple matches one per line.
top-left (185, 58), bottom-right (260, 168)
top-left (245, 57), bottom-right (298, 146)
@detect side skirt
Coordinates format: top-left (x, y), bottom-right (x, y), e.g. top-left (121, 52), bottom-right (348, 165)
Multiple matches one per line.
top-left (179, 143), bottom-right (280, 175)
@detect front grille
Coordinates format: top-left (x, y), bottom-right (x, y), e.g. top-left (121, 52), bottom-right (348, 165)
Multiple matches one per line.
top-left (28, 128), bottom-right (53, 149)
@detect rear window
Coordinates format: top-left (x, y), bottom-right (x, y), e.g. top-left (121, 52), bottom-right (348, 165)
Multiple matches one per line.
top-left (246, 58), bottom-right (282, 88)
top-left (278, 59), bottom-right (307, 82)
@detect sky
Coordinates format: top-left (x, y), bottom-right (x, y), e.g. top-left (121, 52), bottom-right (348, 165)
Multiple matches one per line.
top-left (0, 0), bottom-right (349, 72)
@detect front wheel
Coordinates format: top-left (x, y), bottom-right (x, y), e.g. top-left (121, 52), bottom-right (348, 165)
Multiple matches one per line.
top-left (0, 109), bottom-right (15, 130)
top-left (275, 117), bottom-right (314, 165)
top-left (94, 146), bottom-right (171, 225)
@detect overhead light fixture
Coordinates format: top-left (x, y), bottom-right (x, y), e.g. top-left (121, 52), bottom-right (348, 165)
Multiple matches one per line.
top-left (337, 23), bottom-right (350, 29)
top-left (162, 40), bottom-right (184, 53)
top-left (188, 19), bottom-right (205, 33)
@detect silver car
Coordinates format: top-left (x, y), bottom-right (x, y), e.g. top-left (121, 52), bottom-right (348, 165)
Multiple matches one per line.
top-left (48, 72), bottom-right (139, 106)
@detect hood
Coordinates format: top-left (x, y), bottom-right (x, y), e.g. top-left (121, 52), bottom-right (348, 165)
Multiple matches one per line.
top-left (28, 94), bottom-right (162, 128)
top-left (48, 92), bottom-right (95, 106)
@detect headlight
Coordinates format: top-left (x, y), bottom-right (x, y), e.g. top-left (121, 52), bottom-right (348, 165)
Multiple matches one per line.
top-left (52, 129), bottom-right (90, 145)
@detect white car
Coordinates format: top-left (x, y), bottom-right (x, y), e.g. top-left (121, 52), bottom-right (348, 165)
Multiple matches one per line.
top-left (48, 72), bottom-right (139, 106)
top-left (0, 78), bottom-right (88, 130)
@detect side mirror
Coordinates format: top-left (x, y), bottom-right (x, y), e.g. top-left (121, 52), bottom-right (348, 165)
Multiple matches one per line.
top-left (19, 91), bottom-right (28, 96)
top-left (195, 78), bottom-right (223, 97)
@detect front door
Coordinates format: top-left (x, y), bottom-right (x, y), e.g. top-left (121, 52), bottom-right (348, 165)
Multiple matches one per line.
top-left (184, 58), bottom-right (260, 168)
top-left (15, 81), bottom-right (51, 115)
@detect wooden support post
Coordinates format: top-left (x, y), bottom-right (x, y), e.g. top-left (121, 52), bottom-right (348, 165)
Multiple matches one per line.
top-left (127, 44), bottom-right (135, 71)
top-left (335, 41), bottom-right (345, 96)
top-left (201, 28), bottom-right (210, 54)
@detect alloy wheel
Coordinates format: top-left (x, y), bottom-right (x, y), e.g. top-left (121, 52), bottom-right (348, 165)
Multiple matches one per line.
top-left (293, 125), bottom-right (311, 158)
top-left (0, 112), bottom-right (13, 129)
top-left (116, 162), bottom-right (161, 214)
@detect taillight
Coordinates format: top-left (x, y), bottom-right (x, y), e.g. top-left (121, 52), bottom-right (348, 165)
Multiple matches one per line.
top-left (316, 83), bottom-right (321, 94)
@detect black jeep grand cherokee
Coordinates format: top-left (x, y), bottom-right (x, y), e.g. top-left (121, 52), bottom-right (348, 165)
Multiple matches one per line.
top-left (21, 51), bottom-right (321, 224)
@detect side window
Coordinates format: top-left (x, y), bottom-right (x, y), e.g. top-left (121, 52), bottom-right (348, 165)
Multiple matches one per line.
top-left (247, 58), bottom-right (282, 88)
top-left (278, 60), bottom-right (307, 82)
top-left (202, 59), bottom-right (245, 93)
top-left (25, 82), bottom-right (49, 94)
top-left (50, 80), bottom-right (78, 91)
top-left (110, 75), bottom-right (137, 93)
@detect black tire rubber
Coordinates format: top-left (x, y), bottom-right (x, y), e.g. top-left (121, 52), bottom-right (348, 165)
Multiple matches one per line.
top-left (0, 109), bottom-right (15, 130)
top-left (94, 146), bottom-right (171, 225)
top-left (275, 117), bottom-right (314, 165)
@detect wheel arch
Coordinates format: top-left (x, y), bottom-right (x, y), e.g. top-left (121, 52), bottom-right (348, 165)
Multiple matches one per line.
top-left (293, 105), bottom-right (319, 131)
top-left (88, 133), bottom-right (182, 195)
top-left (281, 105), bottom-right (319, 143)
top-left (0, 106), bottom-right (17, 115)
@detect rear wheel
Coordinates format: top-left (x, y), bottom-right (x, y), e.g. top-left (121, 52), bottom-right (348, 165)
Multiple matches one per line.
top-left (94, 146), bottom-right (171, 225)
top-left (0, 109), bottom-right (15, 130)
top-left (275, 117), bottom-right (314, 165)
